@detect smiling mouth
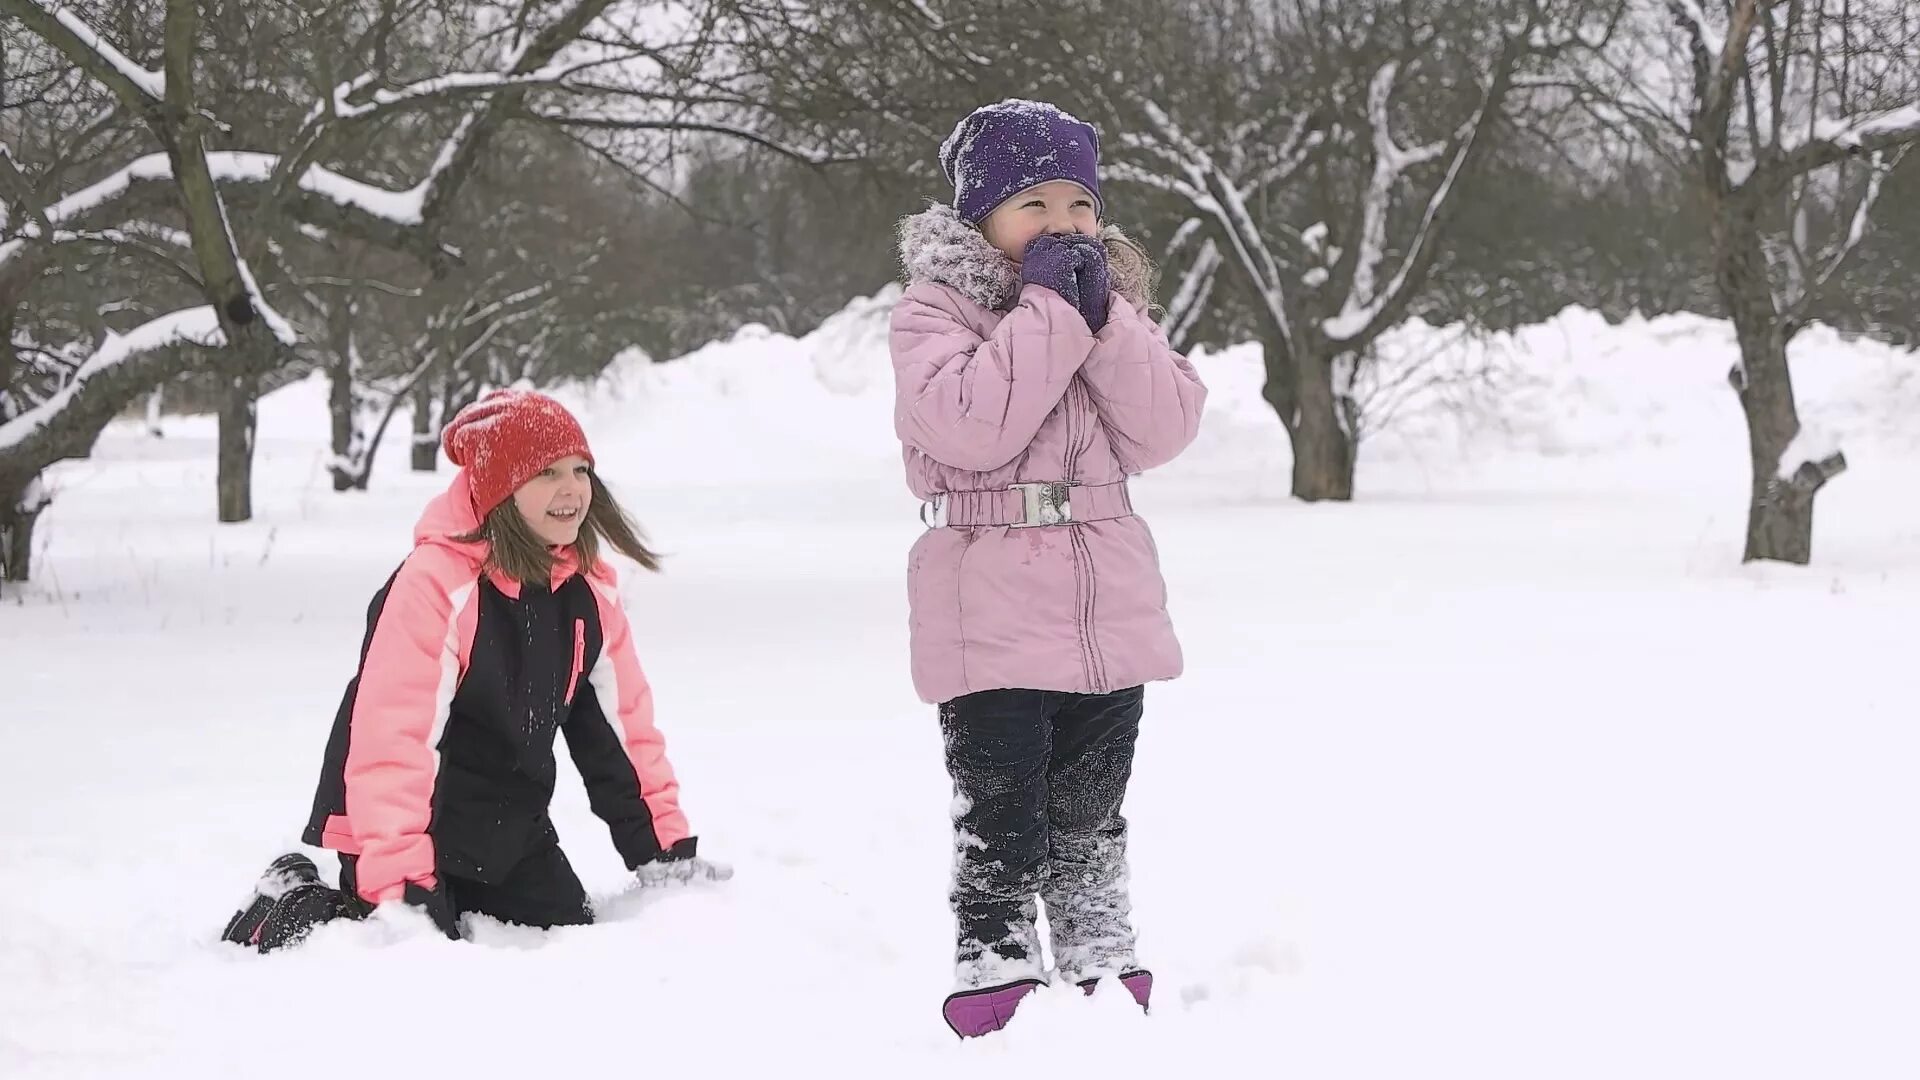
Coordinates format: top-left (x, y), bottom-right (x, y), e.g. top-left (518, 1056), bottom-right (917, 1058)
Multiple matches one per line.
top-left (547, 507), bottom-right (581, 521)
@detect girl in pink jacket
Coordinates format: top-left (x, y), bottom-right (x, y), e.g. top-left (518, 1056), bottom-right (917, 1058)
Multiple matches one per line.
top-left (891, 99), bottom-right (1208, 1037)
top-left (221, 390), bottom-right (728, 951)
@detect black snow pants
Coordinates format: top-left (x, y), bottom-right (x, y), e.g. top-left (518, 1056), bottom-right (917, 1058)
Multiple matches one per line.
top-left (938, 685), bottom-right (1143, 988)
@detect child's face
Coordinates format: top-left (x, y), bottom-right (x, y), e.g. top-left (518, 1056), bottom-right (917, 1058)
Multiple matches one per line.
top-left (980, 181), bottom-right (1099, 263)
top-left (513, 454), bottom-right (593, 547)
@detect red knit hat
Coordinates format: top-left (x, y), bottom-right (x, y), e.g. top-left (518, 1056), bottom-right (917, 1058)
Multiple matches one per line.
top-left (441, 389), bottom-right (594, 516)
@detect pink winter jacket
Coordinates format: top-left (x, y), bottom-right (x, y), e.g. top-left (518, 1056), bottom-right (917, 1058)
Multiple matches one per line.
top-left (891, 204), bottom-right (1208, 704)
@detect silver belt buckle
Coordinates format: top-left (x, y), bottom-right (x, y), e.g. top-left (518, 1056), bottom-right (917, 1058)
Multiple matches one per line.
top-left (919, 496), bottom-right (947, 528)
top-left (1009, 481), bottom-right (1076, 527)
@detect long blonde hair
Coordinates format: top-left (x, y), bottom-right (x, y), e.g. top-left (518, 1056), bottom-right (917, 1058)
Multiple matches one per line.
top-left (1099, 223), bottom-right (1159, 315)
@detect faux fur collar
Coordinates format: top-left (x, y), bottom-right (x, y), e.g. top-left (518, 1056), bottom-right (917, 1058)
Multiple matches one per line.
top-left (896, 202), bottom-right (1153, 313)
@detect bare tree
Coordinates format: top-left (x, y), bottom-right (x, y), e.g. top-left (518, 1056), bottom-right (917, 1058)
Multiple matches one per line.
top-left (731, 0), bottom-right (1614, 501)
top-left (1579, 0), bottom-right (1920, 562)
top-left (1100, 0), bottom-right (1630, 500)
top-left (0, 0), bottom-right (639, 581)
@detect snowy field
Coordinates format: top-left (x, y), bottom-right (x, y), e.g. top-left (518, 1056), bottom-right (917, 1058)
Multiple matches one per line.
top-left (4, 298), bottom-right (1918, 1078)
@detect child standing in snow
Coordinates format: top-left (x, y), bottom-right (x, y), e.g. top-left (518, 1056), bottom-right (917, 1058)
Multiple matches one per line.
top-left (222, 390), bottom-right (728, 951)
top-left (890, 99), bottom-right (1207, 1036)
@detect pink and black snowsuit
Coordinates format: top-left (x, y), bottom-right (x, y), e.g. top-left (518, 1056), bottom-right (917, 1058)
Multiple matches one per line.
top-left (301, 471), bottom-right (694, 922)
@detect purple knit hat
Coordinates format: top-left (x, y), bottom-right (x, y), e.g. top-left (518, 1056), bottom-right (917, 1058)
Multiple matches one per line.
top-left (939, 99), bottom-right (1103, 225)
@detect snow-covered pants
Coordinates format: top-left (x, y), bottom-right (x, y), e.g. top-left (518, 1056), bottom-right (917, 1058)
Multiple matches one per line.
top-left (938, 685), bottom-right (1143, 988)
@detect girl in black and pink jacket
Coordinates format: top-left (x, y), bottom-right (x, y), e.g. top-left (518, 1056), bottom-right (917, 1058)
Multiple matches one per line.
top-left (221, 390), bottom-right (727, 951)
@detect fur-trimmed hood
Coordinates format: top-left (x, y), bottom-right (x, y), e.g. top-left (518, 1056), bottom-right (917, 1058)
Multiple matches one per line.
top-left (896, 202), bottom-right (1154, 314)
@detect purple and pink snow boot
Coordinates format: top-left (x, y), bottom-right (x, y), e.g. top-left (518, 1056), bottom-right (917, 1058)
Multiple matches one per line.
top-left (942, 978), bottom-right (1046, 1038)
top-left (943, 970), bottom-right (1155, 1038)
top-left (1079, 969), bottom-right (1154, 1011)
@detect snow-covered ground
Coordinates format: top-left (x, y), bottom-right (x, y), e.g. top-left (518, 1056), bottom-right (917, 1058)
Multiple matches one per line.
top-left (5, 300), bottom-right (1918, 1078)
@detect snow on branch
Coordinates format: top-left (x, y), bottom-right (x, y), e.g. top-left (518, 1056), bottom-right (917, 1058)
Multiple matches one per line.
top-left (1164, 236), bottom-right (1222, 350)
top-left (1137, 98), bottom-right (1297, 349)
top-left (1792, 147), bottom-right (1907, 317)
top-left (1776, 422), bottom-right (1845, 486)
top-left (0, 307), bottom-right (222, 453)
top-left (1323, 66), bottom-right (1496, 344)
top-left (327, 58), bottom-right (620, 122)
top-left (904, 0), bottom-right (947, 30)
top-left (36, 1), bottom-right (166, 100)
top-left (12, 149), bottom-right (446, 247)
top-left (1668, 0), bottom-right (1724, 64)
top-left (459, 281), bottom-right (555, 330)
top-left (1164, 216), bottom-right (1205, 257)
top-left (1322, 62), bottom-right (1449, 342)
top-left (1116, 130), bottom-right (1192, 170)
top-left (1760, 101), bottom-right (1920, 188)
top-left (412, 111), bottom-right (484, 219)
top-left (1132, 102), bottom-right (1215, 184)
top-left (1104, 162), bottom-right (1211, 208)
top-left (1785, 103), bottom-right (1920, 155)
top-left (1249, 111), bottom-right (1329, 192)
top-left (232, 249), bottom-right (297, 346)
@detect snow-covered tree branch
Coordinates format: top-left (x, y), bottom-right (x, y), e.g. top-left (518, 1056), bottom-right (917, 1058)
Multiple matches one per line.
top-left (1762, 104), bottom-right (1920, 188)
top-left (2, 0), bottom-right (166, 109)
top-left (1322, 59), bottom-right (1500, 345)
top-left (2, 0), bottom-right (797, 550)
top-left (1090, 0), bottom-right (1549, 501)
top-left (1584, 0), bottom-right (1920, 563)
top-left (0, 307), bottom-right (222, 484)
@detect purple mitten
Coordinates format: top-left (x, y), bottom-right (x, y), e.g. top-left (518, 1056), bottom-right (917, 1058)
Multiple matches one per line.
top-left (1020, 233), bottom-right (1083, 311)
top-left (1066, 234), bottom-right (1111, 332)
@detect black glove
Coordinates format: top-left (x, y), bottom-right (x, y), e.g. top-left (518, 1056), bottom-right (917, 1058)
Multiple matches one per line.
top-left (404, 879), bottom-right (462, 941)
top-left (633, 835), bottom-right (734, 887)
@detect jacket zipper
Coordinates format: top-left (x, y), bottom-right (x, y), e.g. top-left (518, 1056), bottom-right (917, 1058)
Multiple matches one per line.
top-left (1062, 380), bottom-right (1109, 693)
top-left (564, 618), bottom-right (585, 705)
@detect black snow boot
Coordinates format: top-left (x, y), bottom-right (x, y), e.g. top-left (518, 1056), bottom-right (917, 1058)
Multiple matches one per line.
top-left (220, 853), bottom-right (339, 952)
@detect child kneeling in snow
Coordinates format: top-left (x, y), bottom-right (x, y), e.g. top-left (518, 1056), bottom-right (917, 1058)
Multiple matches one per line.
top-left (222, 390), bottom-right (728, 951)
top-left (891, 100), bottom-right (1207, 1036)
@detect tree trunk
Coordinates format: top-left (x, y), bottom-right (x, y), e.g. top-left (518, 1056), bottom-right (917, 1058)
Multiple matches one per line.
top-left (0, 475), bottom-right (47, 588)
top-left (1255, 320), bottom-right (1356, 501)
top-left (1289, 346), bottom-right (1356, 502)
top-left (216, 370), bottom-right (257, 522)
top-left (1715, 206), bottom-right (1845, 564)
top-left (411, 376), bottom-right (437, 472)
top-left (328, 347), bottom-right (356, 493)
top-left (145, 385), bottom-right (166, 438)
top-left (2, 502), bottom-right (40, 584)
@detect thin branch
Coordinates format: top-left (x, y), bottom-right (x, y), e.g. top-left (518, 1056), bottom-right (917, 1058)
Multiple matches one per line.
top-left (517, 109), bottom-right (846, 165)
top-left (292, 275), bottom-right (421, 298)
top-left (1104, 161), bottom-right (1211, 207)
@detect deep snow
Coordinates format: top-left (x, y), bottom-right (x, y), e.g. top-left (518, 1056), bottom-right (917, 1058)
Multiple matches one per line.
top-left (4, 300), bottom-right (1917, 1078)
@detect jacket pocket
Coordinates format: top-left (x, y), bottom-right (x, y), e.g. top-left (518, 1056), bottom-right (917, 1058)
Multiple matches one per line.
top-left (564, 618), bottom-right (585, 705)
